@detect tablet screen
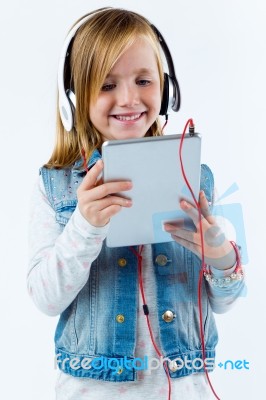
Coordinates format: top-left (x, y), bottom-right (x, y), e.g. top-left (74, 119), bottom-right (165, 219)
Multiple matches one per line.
top-left (102, 133), bottom-right (201, 247)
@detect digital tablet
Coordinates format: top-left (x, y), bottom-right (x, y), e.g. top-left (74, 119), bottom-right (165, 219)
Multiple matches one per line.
top-left (102, 133), bottom-right (201, 247)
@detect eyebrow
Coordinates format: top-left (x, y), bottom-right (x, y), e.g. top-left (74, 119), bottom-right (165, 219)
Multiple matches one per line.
top-left (106, 68), bottom-right (157, 78)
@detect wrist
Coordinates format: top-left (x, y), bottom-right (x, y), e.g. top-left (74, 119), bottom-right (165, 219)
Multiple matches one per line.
top-left (204, 242), bottom-right (236, 271)
top-left (73, 207), bottom-right (110, 238)
top-left (204, 241), bottom-right (244, 287)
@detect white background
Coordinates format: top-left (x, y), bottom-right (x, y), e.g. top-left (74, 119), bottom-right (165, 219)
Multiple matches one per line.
top-left (1, 0), bottom-right (265, 399)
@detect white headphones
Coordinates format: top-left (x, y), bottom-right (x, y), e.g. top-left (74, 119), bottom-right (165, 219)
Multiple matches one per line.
top-left (58, 8), bottom-right (181, 132)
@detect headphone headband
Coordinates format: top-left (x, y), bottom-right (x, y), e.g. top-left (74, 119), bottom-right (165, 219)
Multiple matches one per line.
top-left (58, 8), bottom-right (112, 131)
top-left (151, 25), bottom-right (181, 113)
top-left (58, 9), bottom-right (181, 132)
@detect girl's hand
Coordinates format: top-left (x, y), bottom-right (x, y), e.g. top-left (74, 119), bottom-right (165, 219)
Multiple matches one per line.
top-left (77, 160), bottom-right (132, 227)
top-left (164, 191), bottom-right (236, 270)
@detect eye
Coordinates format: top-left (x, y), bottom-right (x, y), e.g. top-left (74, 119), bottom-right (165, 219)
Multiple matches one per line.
top-left (137, 79), bottom-right (151, 86)
top-left (101, 83), bottom-right (116, 92)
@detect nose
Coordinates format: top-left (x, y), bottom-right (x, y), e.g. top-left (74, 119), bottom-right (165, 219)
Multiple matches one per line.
top-left (116, 82), bottom-right (140, 107)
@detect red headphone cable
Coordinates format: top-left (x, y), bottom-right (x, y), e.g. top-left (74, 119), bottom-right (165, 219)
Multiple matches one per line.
top-left (179, 119), bottom-right (220, 400)
top-left (130, 245), bottom-right (172, 400)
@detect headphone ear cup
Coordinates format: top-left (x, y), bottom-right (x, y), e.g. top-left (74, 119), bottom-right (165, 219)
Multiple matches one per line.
top-left (160, 73), bottom-right (170, 116)
top-left (63, 90), bottom-right (76, 131)
top-left (59, 95), bottom-right (74, 132)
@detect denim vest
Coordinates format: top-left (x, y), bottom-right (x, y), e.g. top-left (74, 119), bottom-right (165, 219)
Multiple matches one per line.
top-left (40, 150), bottom-right (217, 381)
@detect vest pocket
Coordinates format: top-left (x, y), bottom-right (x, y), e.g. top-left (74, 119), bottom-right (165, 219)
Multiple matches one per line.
top-left (54, 200), bottom-right (78, 226)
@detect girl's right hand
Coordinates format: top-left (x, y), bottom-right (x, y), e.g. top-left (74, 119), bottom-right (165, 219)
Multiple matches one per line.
top-left (77, 160), bottom-right (133, 227)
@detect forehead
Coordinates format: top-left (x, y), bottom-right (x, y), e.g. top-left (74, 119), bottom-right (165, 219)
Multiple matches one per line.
top-left (108, 37), bottom-right (159, 76)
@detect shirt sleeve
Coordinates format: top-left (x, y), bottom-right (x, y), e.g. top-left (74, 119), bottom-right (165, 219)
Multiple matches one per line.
top-left (205, 263), bottom-right (247, 314)
top-left (202, 186), bottom-right (247, 314)
top-left (27, 175), bottom-right (109, 316)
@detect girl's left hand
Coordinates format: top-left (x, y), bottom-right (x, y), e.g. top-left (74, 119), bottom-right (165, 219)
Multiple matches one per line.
top-left (164, 190), bottom-right (236, 270)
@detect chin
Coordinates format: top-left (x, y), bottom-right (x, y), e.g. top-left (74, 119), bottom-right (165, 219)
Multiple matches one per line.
top-left (114, 131), bottom-right (146, 140)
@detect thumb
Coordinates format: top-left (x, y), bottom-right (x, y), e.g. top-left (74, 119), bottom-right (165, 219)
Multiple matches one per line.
top-left (79, 159), bottom-right (104, 191)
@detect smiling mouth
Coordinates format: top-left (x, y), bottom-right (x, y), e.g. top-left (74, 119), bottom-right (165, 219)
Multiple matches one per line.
top-left (113, 112), bottom-right (145, 121)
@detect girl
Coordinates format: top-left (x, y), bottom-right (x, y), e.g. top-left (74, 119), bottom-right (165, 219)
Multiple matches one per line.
top-left (28, 7), bottom-right (245, 400)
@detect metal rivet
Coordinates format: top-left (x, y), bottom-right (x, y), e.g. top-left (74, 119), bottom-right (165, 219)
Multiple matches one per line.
top-left (118, 258), bottom-right (127, 267)
top-left (169, 361), bottom-right (179, 372)
top-left (155, 254), bottom-right (168, 266)
top-left (162, 310), bottom-right (175, 323)
top-left (116, 314), bottom-right (125, 323)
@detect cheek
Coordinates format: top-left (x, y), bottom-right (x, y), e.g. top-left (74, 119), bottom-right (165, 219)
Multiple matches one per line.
top-left (148, 90), bottom-right (162, 115)
top-left (149, 84), bottom-right (162, 109)
top-left (89, 100), bottom-right (106, 125)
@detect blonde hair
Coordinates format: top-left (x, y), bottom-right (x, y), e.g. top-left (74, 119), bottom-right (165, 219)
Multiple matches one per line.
top-left (45, 8), bottom-right (164, 169)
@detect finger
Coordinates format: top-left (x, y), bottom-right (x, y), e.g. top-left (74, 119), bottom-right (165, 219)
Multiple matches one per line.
top-left (164, 225), bottom-right (198, 245)
top-left (94, 195), bottom-right (133, 211)
top-left (170, 234), bottom-right (201, 256)
top-left (78, 160), bottom-right (104, 191)
top-left (86, 181), bottom-right (132, 202)
top-left (180, 200), bottom-right (208, 229)
top-left (83, 195), bottom-right (131, 227)
top-left (87, 203), bottom-right (123, 227)
top-left (199, 191), bottom-right (216, 224)
top-left (98, 204), bottom-right (124, 223)
top-left (95, 177), bottom-right (104, 187)
top-left (163, 220), bottom-right (185, 230)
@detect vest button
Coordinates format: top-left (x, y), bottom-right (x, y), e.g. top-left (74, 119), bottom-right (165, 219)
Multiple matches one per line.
top-left (118, 258), bottom-right (127, 267)
top-left (117, 367), bottom-right (123, 374)
top-left (162, 310), bottom-right (175, 323)
top-left (155, 254), bottom-right (168, 266)
top-left (116, 314), bottom-right (125, 323)
top-left (169, 360), bottom-right (179, 372)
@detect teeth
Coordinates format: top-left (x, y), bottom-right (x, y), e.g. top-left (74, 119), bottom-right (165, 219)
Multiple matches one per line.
top-left (115, 113), bottom-right (142, 121)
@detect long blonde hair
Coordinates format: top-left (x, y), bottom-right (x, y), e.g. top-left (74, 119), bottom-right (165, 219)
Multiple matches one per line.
top-left (45, 8), bottom-right (164, 169)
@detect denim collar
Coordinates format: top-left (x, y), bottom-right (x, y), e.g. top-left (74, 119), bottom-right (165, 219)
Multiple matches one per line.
top-left (72, 149), bottom-right (102, 174)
